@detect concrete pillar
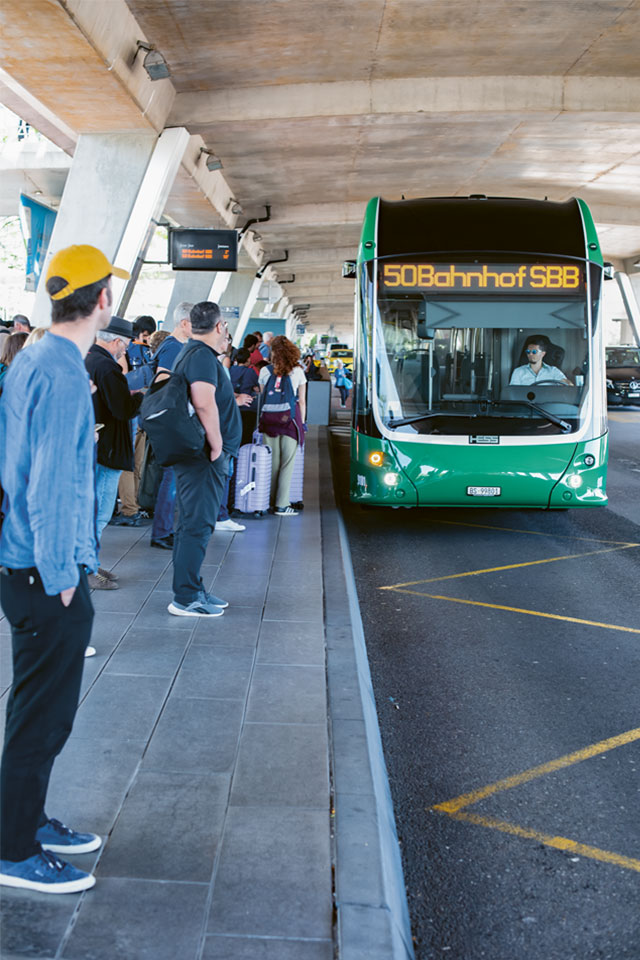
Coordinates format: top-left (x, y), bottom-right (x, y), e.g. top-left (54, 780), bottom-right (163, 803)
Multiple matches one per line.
top-left (32, 128), bottom-right (189, 325)
top-left (233, 275), bottom-right (265, 347)
top-left (615, 271), bottom-right (640, 347)
top-left (218, 271), bottom-right (257, 344)
top-left (163, 270), bottom-right (217, 327)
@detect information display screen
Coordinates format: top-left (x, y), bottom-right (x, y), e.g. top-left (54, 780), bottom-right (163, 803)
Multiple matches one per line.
top-left (170, 228), bottom-right (238, 271)
top-left (380, 262), bottom-right (584, 295)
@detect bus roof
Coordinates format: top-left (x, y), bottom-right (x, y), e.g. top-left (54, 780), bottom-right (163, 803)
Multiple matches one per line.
top-left (376, 196), bottom-right (587, 259)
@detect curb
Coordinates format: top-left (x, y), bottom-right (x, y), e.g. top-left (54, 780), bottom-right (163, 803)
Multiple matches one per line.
top-left (320, 428), bottom-right (415, 960)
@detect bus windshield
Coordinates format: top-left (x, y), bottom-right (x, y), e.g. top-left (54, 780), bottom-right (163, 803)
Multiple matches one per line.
top-left (373, 257), bottom-right (592, 437)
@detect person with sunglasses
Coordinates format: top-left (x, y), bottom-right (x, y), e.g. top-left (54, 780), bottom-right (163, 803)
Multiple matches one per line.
top-left (509, 335), bottom-right (572, 386)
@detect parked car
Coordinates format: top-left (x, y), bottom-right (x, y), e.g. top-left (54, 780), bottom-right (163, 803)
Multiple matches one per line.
top-left (606, 344), bottom-right (640, 406)
top-left (326, 347), bottom-right (353, 374)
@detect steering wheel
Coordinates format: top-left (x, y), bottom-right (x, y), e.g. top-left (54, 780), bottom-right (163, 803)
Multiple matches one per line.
top-left (530, 379), bottom-right (568, 387)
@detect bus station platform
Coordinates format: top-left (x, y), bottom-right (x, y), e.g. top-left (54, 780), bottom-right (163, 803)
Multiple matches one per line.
top-left (0, 425), bottom-right (413, 960)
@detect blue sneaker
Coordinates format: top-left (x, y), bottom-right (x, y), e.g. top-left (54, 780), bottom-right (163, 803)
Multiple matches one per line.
top-left (0, 850), bottom-right (95, 894)
top-left (167, 598), bottom-right (225, 617)
top-left (201, 591), bottom-right (228, 609)
top-left (36, 818), bottom-right (102, 855)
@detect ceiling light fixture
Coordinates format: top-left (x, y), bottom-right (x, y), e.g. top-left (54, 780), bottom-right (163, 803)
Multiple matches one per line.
top-left (227, 199), bottom-right (244, 215)
top-left (199, 147), bottom-right (223, 172)
top-left (135, 41), bottom-right (171, 81)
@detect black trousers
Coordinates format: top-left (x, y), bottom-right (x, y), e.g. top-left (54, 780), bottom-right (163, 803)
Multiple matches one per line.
top-left (172, 453), bottom-right (229, 605)
top-left (0, 566), bottom-right (93, 861)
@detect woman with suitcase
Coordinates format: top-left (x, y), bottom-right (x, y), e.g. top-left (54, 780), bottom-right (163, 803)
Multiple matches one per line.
top-left (258, 336), bottom-right (306, 517)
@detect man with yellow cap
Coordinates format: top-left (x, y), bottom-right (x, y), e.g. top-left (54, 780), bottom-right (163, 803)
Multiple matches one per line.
top-left (0, 245), bottom-right (128, 894)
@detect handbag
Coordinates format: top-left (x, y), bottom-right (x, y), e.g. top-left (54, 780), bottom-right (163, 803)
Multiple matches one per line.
top-left (137, 444), bottom-right (162, 510)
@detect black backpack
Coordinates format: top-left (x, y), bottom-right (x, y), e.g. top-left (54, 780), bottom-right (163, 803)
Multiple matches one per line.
top-left (139, 343), bottom-right (207, 467)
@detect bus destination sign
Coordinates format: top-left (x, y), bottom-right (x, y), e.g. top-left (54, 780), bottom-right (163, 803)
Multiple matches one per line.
top-left (170, 228), bottom-right (238, 272)
top-left (381, 262), bottom-right (583, 294)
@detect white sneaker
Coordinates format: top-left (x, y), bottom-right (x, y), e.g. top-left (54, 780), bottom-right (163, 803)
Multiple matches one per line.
top-left (216, 518), bottom-right (246, 532)
top-left (84, 646), bottom-right (96, 658)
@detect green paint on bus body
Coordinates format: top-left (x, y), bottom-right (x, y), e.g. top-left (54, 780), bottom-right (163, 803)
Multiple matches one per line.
top-left (577, 198), bottom-right (604, 265)
top-left (359, 197), bottom-right (379, 261)
top-left (350, 429), bottom-right (608, 509)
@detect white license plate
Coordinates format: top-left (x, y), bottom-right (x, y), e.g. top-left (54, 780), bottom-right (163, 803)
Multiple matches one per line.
top-left (628, 392), bottom-right (640, 398)
top-left (467, 486), bottom-right (501, 497)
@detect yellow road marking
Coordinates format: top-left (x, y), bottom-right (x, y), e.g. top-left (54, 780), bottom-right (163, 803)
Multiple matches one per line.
top-left (432, 727), bottom-right (640, 814)
top-left (608, 412), bottom-right (640, 423)
top-left (442, 811), bottom-right (640, 874)
top-left (425, 518), bottom-right (637, 547)
top-left (391, 589), bottom-right (640, 635)
top-left (380, 544), bottom-right (638, 590)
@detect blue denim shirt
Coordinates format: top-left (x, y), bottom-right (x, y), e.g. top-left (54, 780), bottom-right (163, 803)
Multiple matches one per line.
top-left (0, 331), bottom-right (98, 595)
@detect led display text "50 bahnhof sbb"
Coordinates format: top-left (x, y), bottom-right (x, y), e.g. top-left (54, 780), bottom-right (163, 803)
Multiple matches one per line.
top-left (381, 263), bottom-right (583, 294)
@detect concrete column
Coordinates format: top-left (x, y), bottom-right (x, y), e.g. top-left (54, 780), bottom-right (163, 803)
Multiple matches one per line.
top-left (233, 275), bottom-right (265, 347)
top-left (32, 128), bottom-right (189, 325)
top-left (163, 270), bottom-right (217, 327)
top-left (218, 271), bottom-right (258, 344)
top-left (615, 271), bottom-right (640, 347)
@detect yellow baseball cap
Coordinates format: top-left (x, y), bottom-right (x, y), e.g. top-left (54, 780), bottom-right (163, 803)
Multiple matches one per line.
top-left (46, 245), bottom-right (130, 300)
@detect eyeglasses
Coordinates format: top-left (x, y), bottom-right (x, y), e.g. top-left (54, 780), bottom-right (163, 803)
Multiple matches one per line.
top-left (525, 348), bottom-right (541, 355)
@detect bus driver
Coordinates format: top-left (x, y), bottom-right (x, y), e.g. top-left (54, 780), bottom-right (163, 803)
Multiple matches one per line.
top-left (509, 335), bottom-right (572, 386)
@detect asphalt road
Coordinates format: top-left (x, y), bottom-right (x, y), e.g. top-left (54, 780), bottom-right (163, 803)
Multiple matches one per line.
top-left (332, 411), bottom-right (640, 960)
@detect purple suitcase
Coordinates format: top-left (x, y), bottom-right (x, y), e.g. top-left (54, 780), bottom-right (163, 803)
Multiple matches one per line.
top-left (234, 442), bottom-right (272, 514)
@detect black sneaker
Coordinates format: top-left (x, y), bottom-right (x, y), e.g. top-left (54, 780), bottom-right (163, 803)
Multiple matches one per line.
top-left (109, 511), bottom-right (151, 527)
top-left (150, 535), bottom-right (174, 550)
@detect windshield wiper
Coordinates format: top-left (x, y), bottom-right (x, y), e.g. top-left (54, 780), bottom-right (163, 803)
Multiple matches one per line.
top-left (492, 399), bottom-right (572, 433)
top-left (387, 402), bottom-right (572, 433)
top-left (387, 412), bottom-right (468, 428)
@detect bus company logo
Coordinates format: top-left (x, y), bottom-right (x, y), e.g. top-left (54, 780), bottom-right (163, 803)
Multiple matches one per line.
top-left (381, 263), bottom-right (582, 293)
top-left (469, 436), bottom-right (500, 444)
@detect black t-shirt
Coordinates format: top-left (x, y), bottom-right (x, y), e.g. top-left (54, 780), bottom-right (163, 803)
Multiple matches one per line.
top-left (179, 339), bottom-right (242, 457)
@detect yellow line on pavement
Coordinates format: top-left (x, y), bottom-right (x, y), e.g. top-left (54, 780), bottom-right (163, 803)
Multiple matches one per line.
top-left (427, 518), bottom-right (637, 547)
top-left (380, 544), bottom-right (637, 590)
top-left (443, 811), bottom-right (640, 874)
top-left (391, 589), bottom-right (640, 636)
top-left (608, 412), bottom-right (640, 423)
top-left (432, 726), bottom-right (640, 814)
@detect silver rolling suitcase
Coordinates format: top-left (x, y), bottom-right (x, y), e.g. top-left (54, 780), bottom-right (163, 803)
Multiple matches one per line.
top-left (234, 442), bottom-right (272, 514)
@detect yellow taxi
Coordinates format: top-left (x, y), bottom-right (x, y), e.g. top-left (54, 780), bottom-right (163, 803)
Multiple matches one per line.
top-left (326, 345), bottom-right (353, 374)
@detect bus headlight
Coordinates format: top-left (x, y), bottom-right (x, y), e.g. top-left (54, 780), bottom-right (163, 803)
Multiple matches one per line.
top-left (566, 474), bottom-right (583, 489)
top-left (383, 472), bottom-right (400, 486)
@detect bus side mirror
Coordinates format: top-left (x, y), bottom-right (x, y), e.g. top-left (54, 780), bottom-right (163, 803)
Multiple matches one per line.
top-left (342, 260), bottom-right (357, 279)
top-left (603, 262), bottom-right (615, 280)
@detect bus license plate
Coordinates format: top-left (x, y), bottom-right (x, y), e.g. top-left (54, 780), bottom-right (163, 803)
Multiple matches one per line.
top-left (467, 486), bottom-right (501, 497)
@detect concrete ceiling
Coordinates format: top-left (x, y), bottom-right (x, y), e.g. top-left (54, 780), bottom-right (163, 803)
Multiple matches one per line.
top-left (1, 0), bottom-right (639, 335)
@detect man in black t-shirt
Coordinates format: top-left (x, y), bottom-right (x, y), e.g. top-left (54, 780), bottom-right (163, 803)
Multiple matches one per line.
top-left (167, 302), bottom-right (242, 618)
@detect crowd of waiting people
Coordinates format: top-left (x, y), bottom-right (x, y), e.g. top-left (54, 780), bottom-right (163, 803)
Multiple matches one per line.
top-left (0, 243), bottom-right (351, 895)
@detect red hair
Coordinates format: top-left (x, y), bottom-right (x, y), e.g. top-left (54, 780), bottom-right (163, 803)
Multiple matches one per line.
top-left (270, 336), bottom-right (300, 377)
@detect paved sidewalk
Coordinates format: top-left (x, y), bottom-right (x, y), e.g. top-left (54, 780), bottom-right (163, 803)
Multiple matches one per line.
top-left (0, 425), bottom-right (413, 960)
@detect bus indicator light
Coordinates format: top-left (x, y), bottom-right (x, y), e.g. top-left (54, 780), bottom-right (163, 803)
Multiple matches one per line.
top-left (369, 451), bottom-right (384, 467)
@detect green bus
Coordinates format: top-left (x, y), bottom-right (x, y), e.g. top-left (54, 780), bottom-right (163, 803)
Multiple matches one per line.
top-left (346, 196), bottom-right (609, 508)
